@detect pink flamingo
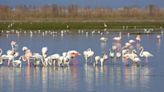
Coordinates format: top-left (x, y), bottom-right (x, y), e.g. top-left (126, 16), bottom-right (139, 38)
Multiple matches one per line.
top-left (113, 32), bottom-right (122, 42)
top-left (67, 50), bottom-right (81, 65)
top-left (67, 50), bottom-right (81, 58)
top-left (156, 35), bottom-right (161, 49)
top-left (136, 35), bottom-right (141, 42)
top-left (22, 47), bottom-right (33, 66)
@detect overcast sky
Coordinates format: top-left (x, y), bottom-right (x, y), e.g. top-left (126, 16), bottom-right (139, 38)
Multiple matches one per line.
top-left (0, 0), bottom-right (163, 7)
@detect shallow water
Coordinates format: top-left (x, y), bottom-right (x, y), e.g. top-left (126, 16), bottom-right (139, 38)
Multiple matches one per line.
top-left (0, 30), bottom-right (164, 92)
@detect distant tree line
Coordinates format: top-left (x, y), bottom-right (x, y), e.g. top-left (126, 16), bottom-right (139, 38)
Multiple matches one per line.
top-left (0, 4), bottom-right (164, 20)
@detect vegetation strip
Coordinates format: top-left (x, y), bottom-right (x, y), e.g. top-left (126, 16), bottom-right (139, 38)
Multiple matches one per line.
top-left (0, 22), bottom-right (163, 30)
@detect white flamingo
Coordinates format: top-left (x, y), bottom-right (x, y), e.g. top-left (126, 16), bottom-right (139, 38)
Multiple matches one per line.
top-left (32, 53), bottom-right (43, 66)
top-left (139, 46), bottom-right (153, 63)
top-left (94, 54), bottom-right (108, 66)
top-left (63, 55), bottom-right (71, 66)
top-left (1, 50), bottom-right (15, 66)
top-left (48, 53), bottom-right (60, 66)
top-left (42, 47), bottom-right (48, 58)
top-left (100, 54), bottom-right (108, 66)
top-left (83, 48), bottom-right (94, 63)
top-left (12, 55), bottom-right (24, 67)
top-left (100, 37), bottom-right (108, 42)
top-left (109, 49), bottom-right (114, 58)
top-left (95, 56), bottom-right (100, 65)
top-left (129, 39), bottom-right (135, 44)
top-left (59, 54), bottom-right (71, 67)
top-left (0, 48), bottom-right (3, 64)
top-left (104, 23), bottom-right (107, 28)
top-left (41, 47), bottom-right (49, 66)
top-left (116, 51), bottom-right (122, 58)
top-left (62, 52), bottom-right (71, 66)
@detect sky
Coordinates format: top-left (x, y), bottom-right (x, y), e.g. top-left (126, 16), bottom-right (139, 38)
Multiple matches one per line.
top-left (0, 0), bottom-right (163, 8)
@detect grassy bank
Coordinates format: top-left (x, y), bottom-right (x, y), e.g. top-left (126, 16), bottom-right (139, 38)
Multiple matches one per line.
top-left (0, 21), bottom-right (163, 30)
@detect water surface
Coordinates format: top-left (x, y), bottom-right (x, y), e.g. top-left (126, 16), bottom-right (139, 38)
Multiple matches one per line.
top-left (0, 30), bottom-right (164, 92)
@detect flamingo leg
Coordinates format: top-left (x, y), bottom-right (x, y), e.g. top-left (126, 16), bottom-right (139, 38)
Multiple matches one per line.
top-left (100, 61), bottom-right (103, 66)
top-left (125, 58), bottom-right (128, 66)
top-left (27, 59), bottom-right (31, 66)
top-left (145, 57), bottom-right (148, 63)
top-left (73, 58), bottom-right (78, 65)
top-left (8, 60), bottom-right (11, 66)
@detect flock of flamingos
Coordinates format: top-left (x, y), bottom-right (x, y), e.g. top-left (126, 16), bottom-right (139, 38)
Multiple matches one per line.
top-left (0, 31), bottom-right (160, 68)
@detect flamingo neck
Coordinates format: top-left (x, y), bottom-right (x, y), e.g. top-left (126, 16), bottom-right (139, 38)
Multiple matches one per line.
top-left (139, 48), bottom-right (144, 57)
top-left (119, 32), bottom-right (122, 39)
top-left (0, 49), bottom-right (2, 56)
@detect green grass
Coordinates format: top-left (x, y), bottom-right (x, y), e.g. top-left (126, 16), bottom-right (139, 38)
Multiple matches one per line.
top-left (0, 22), bottom-right (163, 31)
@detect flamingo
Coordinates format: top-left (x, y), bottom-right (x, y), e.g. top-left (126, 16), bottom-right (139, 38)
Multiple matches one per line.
top-left (139, 46), bottom-right (153, 63)
top-left (156, 35), bottom-right (161, 48)
top-left (109, 49), bottom-right (114, 58)
top-left (95, 54), bottom-right (108, 66)
top-left (122, 51), bottom-right (129, 66)
top-left (136, 35), bottom-right (141, 42)
top-left (1, 50), bottom-right (15, 66)
top-left (122, 42), bottom-right (131, 49)
top-left (157, 35), bottom-right (161, 39)
top-left (67, 50), bottom-right (80, 65)
top-left (113, 32), bottom-right (122, 42)
top-left (63, 55), bottom-right (71, 66)
top-left (42, 47), bottom-right (48, 57)
top-left (122, 49), bottom-right (140, 66)
top-left (57, 52), bottom-right (70, 66)
top-left (48, 53), bottom-right (60, 66)
top-left (100, 53), bottom-right (108, 66)
top-left (41, 47), bottom-right (49, 66)
top-left (59, 53), bottom-right (71, 67)
top-left (83, 48), bottom-right (94, 63)
top-left (11, 41), bottom-right (18, 52)
top-left (100, 37), bottom-right (108, 42)
top-left (129, 50), bottom-right (141, 64)
top-left (32, 53), bottom-right (43, 66)
top-left (67, 50), bottom-right (81, 58)
top-left (104, 23), bottom-right (107, 28)
top-left (12, 56), bottom-right (24, 67)
top-left (0, 48), bottom-right (2, 56)
top-left (22, 46), bottom-right (28, 52)
top-left (22, 47), bottom-right (33, 66)
top-left (0, 48), bottom-right (3, 64)
top-left (128, 39), bottom-right (135, 52)
top-left (111, 45), bottom-right (121, 59)
top-left (129, 39), bottom-right (135, 44)
top-left (10, 41), bottom-right (19, 58)
top-left (95, 56), bottom-right (100, 65)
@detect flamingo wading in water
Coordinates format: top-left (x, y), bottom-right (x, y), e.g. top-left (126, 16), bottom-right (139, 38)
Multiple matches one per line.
top-left (83, 48), bottom-right (94, 63)
top-left (139, 46), bottom-right (153, 63)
